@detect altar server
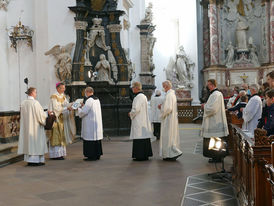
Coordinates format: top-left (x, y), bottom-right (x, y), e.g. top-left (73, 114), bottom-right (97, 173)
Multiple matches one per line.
top-left (129, 82), bottom-right (153, 161)
top-left (78, 87), bottom-right (103, 161)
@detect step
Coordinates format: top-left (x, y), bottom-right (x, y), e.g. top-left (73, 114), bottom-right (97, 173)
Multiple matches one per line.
top-left (0, 142), bottom-right (18, 156)
top-left (0, 152), bottom-right (23, 168)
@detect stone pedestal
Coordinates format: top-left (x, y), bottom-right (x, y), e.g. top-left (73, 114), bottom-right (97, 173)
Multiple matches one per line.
top-left (175, 88), bottom-right (192, 106)
top-left (137, 23), bottom-right (156, 101)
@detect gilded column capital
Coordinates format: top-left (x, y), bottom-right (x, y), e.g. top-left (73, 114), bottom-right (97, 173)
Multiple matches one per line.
top-left (107, 24), bottom-right (122, 33)
top-left (75, 21), bottom-right (88, 30)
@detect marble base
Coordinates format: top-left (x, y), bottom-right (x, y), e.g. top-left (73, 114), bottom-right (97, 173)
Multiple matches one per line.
top-left (0, 111), bottom-right (20, 143)
top-left (175, 89), bottom-right (192, 106)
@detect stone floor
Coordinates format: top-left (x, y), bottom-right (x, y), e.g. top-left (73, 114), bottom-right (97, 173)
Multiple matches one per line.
top-left (0, 124), bottom-right (237, 206)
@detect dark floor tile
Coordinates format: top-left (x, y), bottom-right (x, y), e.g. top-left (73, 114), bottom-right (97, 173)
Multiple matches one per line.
top-left (187, 191), bottom-right (232, 204)
top-left (182, 197), bottom-right (206, 206)
top-left (212, 198), bottom-right (239, 206)
top-left (213, 186), bottom-right (235, 197)
top-left (188, 177), bottom-right (207, 185)
top-left (184, 186), bottom-right (205, 195)
top-left (191, 182), bottom-right (227, 191)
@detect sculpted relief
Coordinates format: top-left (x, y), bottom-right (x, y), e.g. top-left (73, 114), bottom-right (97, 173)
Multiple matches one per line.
top-left (45, 43), bottom-right (75, 82)
top-left (221, 0), bottom-right (266, 66)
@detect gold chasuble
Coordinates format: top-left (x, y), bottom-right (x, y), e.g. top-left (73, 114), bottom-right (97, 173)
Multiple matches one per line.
top-left (49, 94), bottom-right (67, 147)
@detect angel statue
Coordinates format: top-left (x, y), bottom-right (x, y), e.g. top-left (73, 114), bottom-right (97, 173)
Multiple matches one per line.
top-left (0, 0), bottom-right (10, 11)
top-left (45, 43), bottom-right (75, 82)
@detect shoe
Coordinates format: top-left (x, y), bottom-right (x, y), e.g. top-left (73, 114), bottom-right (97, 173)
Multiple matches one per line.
top-left (51, 157), bottom-right (65, 160)
top-left (83, 158), bottom-right (96, 161)
top-left (133, 158), bottom-right (149, 161)
top-left (172, 153), bottom-right (182, 160)
top-left (27, 163), bottom-right (39, 166)
top-left (208, 158), bottom-right (222, 163)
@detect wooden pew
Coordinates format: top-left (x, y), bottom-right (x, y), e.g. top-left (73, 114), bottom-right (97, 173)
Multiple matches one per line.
top-left (265, 142), bottom-right (274, 204)
top-left (231, 125), bottom-right (274, 206)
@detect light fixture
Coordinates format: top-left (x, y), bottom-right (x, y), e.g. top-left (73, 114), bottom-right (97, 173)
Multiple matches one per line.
top-left (208, 137), bottom-right (225, 151)
top-left (8, 19), bottom-right (34, 52)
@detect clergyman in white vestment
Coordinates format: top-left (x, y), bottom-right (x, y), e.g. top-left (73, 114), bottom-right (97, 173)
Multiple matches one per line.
top-left (18, 87), bottom-right (48, 166)
top-left (242, 84), bottom-right (262, 135)
top-left (159, 80), bottom-right (182, 161)
top-left (129, 81), bottom-right (153, 161)
top-left (201, 79), bottom-right (229, 163)
top-left (78, 87), bottom-right (103, 161)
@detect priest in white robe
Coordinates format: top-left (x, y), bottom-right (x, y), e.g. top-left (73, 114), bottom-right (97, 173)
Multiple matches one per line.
top-left (48, 82), bottom-right (75, 160)
top-left (18, 87), bottom-right (48, 166)
top-left (159, 80), bottom-right (182, 161)
top-left (78, 87), bottom-right (103, 161)
top-left (201, 79), bottom-right (229, 162)
top-left (242, 84), bottom-right (262, 135)
top-left (150, 90), bottom-right (164, 139)
top-left (129, 81), bottom-right (153, 161)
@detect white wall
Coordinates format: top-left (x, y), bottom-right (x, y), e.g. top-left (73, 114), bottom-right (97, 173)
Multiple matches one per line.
top-left (146, 0), bottom-right (199, 104)
top-left (0, 0), bottom-right (144, 112)
top-left (0, 0), bottom-right (76, 111)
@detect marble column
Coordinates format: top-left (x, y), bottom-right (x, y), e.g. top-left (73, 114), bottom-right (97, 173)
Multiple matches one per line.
top-left (72, 20), bottom-right (88, 83)
top-left (270, 0), bottom-right (274, 63)
top-left (203, 1), bottom-right (210, 68)
top-left (208, 0), bottom-right (219, 66)
top-left (0, 9), bottom-right (9, 111)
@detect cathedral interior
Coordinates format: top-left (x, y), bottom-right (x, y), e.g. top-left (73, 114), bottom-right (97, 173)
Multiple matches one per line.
top-left (0, 0), bottom-right (273, 205)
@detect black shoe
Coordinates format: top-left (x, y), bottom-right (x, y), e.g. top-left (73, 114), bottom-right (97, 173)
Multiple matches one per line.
top-left (51, 157), bottom-right (65, 160)
top-left (208, 158), bottom-right (222, 163)
top-left (133, 158), bottom-right (149, 161)
top-left (171, 153), bottom-right (182, 160)
top-left (27, 163), bottom-right (39, 166)
top-left (83, 158), bottom-right (97, 161)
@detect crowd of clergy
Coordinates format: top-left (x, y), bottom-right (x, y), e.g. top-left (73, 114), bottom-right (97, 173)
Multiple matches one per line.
top-left (17, 70), bottom-right (274, 166)
top-left (17, 80), bottom-right (182, 166)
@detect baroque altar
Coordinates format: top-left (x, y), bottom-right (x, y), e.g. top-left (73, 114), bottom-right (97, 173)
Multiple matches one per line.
top-left (66, 0), bottom-right (132, 136)
top-left (201, 0), bottom-right (274, 96)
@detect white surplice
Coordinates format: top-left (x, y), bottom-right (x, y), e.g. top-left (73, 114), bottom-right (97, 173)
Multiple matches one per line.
top-left (160, 89), bottom-right (182, 158)
top-left (201, 90), bottom-right (229, 137)
top-left (78, 97), bottom-right (103, 141)
top-left (129, 93), bottom-right (152, 140)
top-left (18, 96), bottom-right (48, 162)
top-left (242, 95), bottom-right (262, 135)
top-left (150, 95), bottom-right (164, 123)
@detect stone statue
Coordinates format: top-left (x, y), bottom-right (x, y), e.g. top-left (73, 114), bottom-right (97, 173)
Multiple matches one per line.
top-left (225, 41), bottom-right (235, 68)
top-left (164, 46), bottom-right (195, 89)
top-left (0, 0), bottom-right (9, 11)
top-left (141, 2), bottom-right (153, 24)
top-left (95, 54), bottom-right (113, 82)
top-left (148, 36), bottom-right (156, 71)
top-left (236, 17), bottom-right (249, 52)
top-left (45, 43), bottom-right (75, 82)
top-left (175, 46), bottom-right (195, 88)
top-left (86, 18), bottom-right (108, 51)
top-left (249, 43), bottom-right (260, 67)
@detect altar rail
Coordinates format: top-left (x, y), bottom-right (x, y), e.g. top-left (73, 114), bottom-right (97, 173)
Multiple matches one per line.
top-left (231, 125), bottom-right (274, 206)
top-left (177, 106), bottom-right (203, 123)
